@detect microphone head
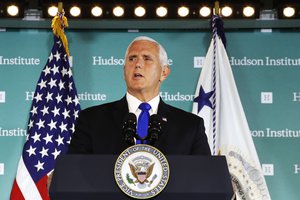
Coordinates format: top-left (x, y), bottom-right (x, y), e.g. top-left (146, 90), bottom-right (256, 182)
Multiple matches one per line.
top-left (124, 113), bottom-right (137, 124)
top-left (147, 114), bottom-right (163, 145)
top-left (122, 113), bottom-right (137, 146)
top-left (149, 114), bottom-right (162, 124)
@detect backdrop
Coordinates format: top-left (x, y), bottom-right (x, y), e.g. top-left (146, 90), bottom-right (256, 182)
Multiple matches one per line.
top-left (0, 29), bottom-right (299, 200)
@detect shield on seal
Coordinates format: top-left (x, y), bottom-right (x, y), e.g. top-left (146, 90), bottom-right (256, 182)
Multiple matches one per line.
top-left (137, 172), bottom-right (147, 183)
top-left (129, 162), bottom-right (155, 184)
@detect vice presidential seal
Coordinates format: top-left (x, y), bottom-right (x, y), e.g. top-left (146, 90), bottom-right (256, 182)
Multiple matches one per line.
top-left (114, 145), bottom-right (170, 199)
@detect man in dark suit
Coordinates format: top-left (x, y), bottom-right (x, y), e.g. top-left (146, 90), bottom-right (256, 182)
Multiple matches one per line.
top-left (68, 36), bottom-right (211, 155)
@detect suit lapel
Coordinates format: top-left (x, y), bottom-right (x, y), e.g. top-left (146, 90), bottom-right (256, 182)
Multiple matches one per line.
top-left (112, 96), bottom-right (131, 150)
top-left (155, 99), bottom-right (170, 149)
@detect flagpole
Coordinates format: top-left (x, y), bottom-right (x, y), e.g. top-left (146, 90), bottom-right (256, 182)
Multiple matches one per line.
top-left (52, 1), bottom-right (70, 57)
top-left (214, 1), bottom-right (220, 15)
top-left (58, 2), bottom-right (63, 13)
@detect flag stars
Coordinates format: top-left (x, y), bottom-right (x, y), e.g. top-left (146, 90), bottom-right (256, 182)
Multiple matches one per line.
top-left (40, 106), bottom-right (49, 116)
top-left (51, 106), bottom-right (60, 117)
top-left (58, 80), bottom-right (65, 90)
top-left (26, 145), bottom-right (36, 157)
top-left (28, 120), bottom-right (34, 130)
top-left (65, 96), bottom-right (72, 105)
top-left (63, 54), bottom-right (68, 62)
top-left (59, 122), bottom-right (68, 133)
top-left (73, 96), bottom-right (80, 106)
top-left (34, 93), bottom-right (43, 103)
top-left (39, 147), bottom-right (49, 158)
top-left (55, 94), bottom-right (63, 104)
top-left (36, 119), bottom-right (45, 129)
top-left (48, 119), bottom-right (57, 130)
top-left (48, 78), bottom-right (57, 89)
top-left (43, 65), bottom-right (51, 76)
top-left (48, 53), bottom-right (54, 63)
top-left (30, 106), bottom-right (38, 116)
top-left (61, 67), bottom-right (68, 77)
top-left (55, 135), bottom-right (64, 146)
top-left (62, 108), bottom-right (70, 119)
top-left (31, 132), bottom-right (41, 143)
top-left (35, 160), bottom-right (45, 172)
top-left (56, 40), bottom-right (62, 47)
top-left (45, 92), bottom-right (53, 102)
top-left (43, 133), bottom-right (53, 144)
top-left (68, 82), bottom-right (73, 91)
top-left (52, 148), bottom-right (61, 159)
top-left (51, 64), bottom-right (59, 75)
top-left (37, 79), bottom-right (47, 90)
top-left (67, 68), bottom-right (73, 78)
top-left (70, 123), bottom-right (75, 133)
top-left (54, 51), bottom-right (61, 61)
top-left (73, 110), bottom-right (79, 119)
top-left (66, 137), bottom-right (72, 144)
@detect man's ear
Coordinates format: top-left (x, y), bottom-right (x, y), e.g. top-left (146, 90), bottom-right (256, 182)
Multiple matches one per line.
top-left (160, 65), bottom-right (171, 82)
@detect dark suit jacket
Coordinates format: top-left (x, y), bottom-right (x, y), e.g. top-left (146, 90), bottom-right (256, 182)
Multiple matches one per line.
top-left (68, 97), bottom-right (211, 155)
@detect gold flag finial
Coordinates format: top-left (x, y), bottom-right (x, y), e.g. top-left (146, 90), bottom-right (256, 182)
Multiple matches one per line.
top-left (58, 2), bottom-right (63, 13)
top-left (51, 2), bottom-right (70, 57)
top-left (214, 1), bottom-right (220, 15)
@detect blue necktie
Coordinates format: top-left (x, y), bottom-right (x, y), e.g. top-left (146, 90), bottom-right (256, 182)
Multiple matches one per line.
top-left (136, 102), bottom-right (151, 144)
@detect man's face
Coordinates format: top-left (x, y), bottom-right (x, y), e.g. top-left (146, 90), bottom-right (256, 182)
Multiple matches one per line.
top-left (124, 40), bottom-right (169, 100)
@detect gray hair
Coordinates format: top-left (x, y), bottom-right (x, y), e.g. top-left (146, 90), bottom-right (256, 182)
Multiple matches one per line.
top-left (124, 36), bottom-right (169, 67)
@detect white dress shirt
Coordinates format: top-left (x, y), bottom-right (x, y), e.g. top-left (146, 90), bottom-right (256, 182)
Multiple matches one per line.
top-left (126, 92), bottom-right (160, 118)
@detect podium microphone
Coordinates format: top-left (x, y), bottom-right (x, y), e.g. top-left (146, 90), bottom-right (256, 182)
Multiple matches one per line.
top-left (147, 114), bottom-right (163, 145)
top-left (122, 113), bottom-right (137, 146)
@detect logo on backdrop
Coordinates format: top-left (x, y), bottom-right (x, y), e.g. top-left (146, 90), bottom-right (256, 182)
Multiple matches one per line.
top-left (293, 92), bottom-right (300, 102)
top-left (251, 128), bottom-right (300, 138)
top-left (230, 57), bottom-right (300, 66)
top-left (92, 56), bottom-right (173, 66)
top-left (160, 91), bottom-right (195, 102)
top-left (0, 127), bottom-right (27, 137)
top-left (0, 163), bottom-right (4, 175)
top-left (193, 56), bottom-right (300, 68)
top-left (294, 164), bottom-right (300, 174)
top-left (0, 56), bottom-right (40, 66)
top-left (114, 145), bottom-right (169, 199)
top-left (0, 91), bottom-right (5, 103)
top-left (25, 91), bottom-right (107, 101)
top-left (261, 92), bottom-right (273, 104)
top-left (194, 57), bottom-right (206, 68)
top-left (262, 164), bottom-right (274, 176)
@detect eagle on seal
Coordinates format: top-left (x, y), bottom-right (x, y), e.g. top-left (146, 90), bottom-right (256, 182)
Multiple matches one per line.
top-left (129, 162), bottom-right (155, 184)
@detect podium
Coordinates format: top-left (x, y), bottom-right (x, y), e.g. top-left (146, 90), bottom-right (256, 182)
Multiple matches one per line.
top-left (49, 155), bottom-right (233, 200)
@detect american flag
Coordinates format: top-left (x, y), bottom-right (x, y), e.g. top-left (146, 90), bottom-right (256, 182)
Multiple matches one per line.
top-left (10, 36), bottom-right (81, 200)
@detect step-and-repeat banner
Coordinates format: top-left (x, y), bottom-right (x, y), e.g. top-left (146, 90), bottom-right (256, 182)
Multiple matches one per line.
top-left (0, 29), bottom-right (299, 200)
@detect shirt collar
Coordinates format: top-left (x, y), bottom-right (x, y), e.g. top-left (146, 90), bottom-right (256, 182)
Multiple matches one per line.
top-left (126, 92), bottom-right (160, 115)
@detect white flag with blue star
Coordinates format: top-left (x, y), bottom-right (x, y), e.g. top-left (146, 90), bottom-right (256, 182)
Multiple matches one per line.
top-left (192, 16), bottom-right (271, 200)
